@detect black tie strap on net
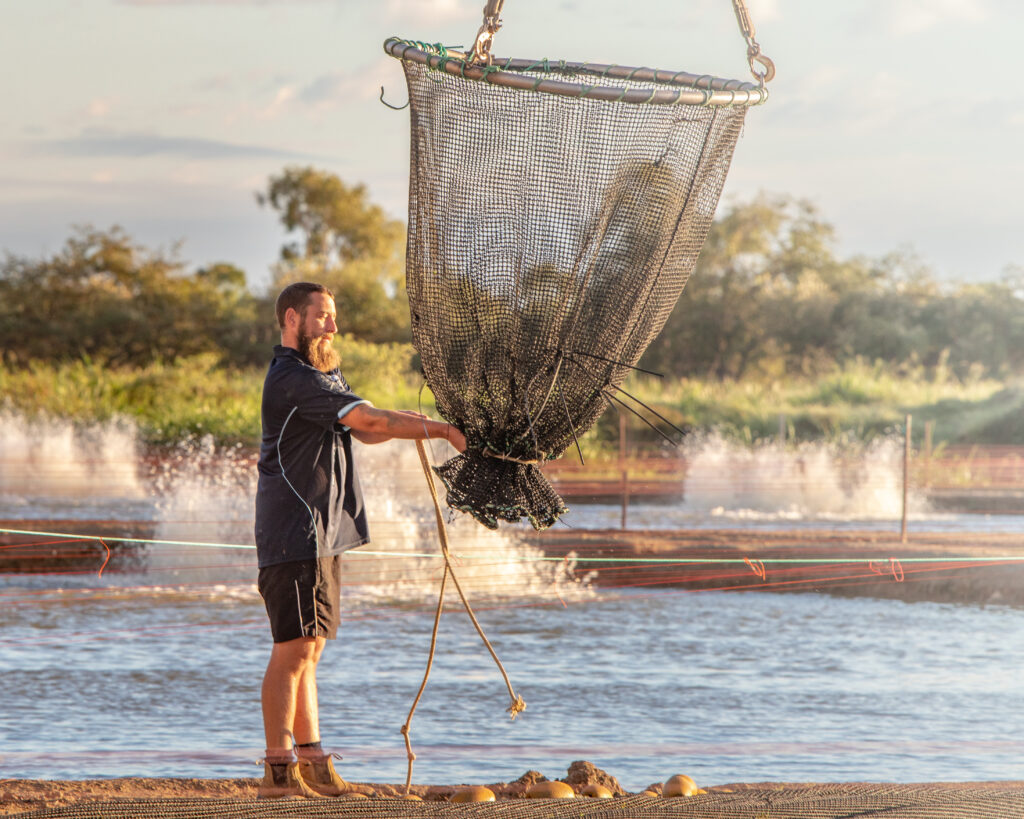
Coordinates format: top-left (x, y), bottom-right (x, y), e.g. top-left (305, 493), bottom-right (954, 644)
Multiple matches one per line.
top-left (388, 41), bottom-right (755, 530)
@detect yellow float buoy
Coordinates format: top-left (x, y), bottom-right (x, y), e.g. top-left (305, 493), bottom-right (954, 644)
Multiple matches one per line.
top-left (663, 774), bottom-right (698, 797)
top-left (526, 781), bottom-right (575, 799)
top-left (341, 792), bottom-right (369, 799)
top-left (641, 790), bottom-right (659, 797)
top-left (581, 784), bottom-right (613, 798)
top-left (402, 794), bottom-right (423, 801)
top-left (452, 786), bottom-right (496, 803)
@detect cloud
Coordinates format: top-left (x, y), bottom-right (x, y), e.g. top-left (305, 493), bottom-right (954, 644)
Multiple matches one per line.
top-left (884, 0), bottom-right (988, 34)
top-left (30, 130), bottom-right (321, 161)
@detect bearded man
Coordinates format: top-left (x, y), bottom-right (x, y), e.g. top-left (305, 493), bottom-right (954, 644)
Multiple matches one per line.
top-left (254, 282), bottom-right (465, 798)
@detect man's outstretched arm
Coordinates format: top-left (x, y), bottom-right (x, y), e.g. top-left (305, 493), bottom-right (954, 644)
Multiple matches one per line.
top-left (343, 405), bottom-right (466, 452)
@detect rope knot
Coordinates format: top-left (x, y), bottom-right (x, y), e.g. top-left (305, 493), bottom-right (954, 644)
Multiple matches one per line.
top-left (481, 446), bottom-right (544, 465)
top-left (507, 694), bottom-right (527, 719)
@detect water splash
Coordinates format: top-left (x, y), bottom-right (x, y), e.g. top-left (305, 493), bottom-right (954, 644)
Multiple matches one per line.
top-left (1, 412), bottom-right (944, 598)
top-left (0, 411), bottom-right (146, 516)
top-left (681, 432), bottom-right (931, 521)
top-left (145, 437), bottom-right (588, 604)
top-left (342, 442), bottom-right (591, 605)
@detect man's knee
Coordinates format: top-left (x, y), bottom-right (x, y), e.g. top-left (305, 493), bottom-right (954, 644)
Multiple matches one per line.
top-left (269, 636), bottom-right (325, 674)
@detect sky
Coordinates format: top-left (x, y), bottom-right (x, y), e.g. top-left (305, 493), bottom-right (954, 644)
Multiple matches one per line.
top-left (2, 0), bottom-right (1022, 291)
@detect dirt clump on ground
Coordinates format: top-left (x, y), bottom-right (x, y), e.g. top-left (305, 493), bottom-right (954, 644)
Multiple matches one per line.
top-left (563, 760), bottom-right (625, 795)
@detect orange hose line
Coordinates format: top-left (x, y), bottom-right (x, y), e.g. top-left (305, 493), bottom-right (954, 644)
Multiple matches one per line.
top-left (1, 551), bottom-right (105, 560)
top-left (0, 576), bottom-right (261, 594)
top-left (0, 619), bottom-right (269, 647)
top-left (4, 552), bottom-right (1006, 595)
top-left (1, 555), bottom-right (997, 602)
top-left (596, 558), bottom-right (985, 594)
top-left (0, 538), bottom-right (101, 550)
top-left (568, 559), bottom-right (872, 585)
top-left (0, 560), bottom-right (512, 591)
top-left (2, 557), bottom-right (1012, 623)
top-left (0, 568), bottom-right (573, 602)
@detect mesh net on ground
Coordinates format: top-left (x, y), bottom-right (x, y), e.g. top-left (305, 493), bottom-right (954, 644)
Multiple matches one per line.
top-left (14, 783), bottom-right (1024, 819)
top-left (387, 41), bottom-right (756, 530)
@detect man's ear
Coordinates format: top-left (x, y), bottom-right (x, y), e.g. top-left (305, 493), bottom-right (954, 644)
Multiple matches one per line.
top-left (285, 306), bottom-right (301, 329)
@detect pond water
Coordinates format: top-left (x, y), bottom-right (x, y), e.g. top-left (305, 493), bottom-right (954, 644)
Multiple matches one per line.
top-left (2, 416), bottom-right (1023, 789)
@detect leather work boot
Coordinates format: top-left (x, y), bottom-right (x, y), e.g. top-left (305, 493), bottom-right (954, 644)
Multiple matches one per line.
top-left (297, 754), bottom-right (352, 797)
top-left (257, 760), bottom-right (320, 799)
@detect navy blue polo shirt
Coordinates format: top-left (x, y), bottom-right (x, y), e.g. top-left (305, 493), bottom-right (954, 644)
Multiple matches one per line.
top-left (254, 345), bottom-right (370, 568)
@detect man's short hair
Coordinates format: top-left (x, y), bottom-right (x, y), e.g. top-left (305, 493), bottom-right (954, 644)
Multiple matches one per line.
top-left (275, 282), bottom-right (334, 329)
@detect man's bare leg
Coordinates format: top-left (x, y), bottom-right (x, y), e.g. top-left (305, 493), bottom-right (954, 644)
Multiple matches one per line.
top-left (262, 636), bottom-right (324, 751)
top-left (293, 639), bottom-right (325, 744)
top-left (275, 640), bottom-right (350, 796)
top-left (258, 637), bottom-right (324, 798)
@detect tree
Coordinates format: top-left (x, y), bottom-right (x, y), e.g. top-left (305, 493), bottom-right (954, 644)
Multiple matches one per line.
top-left (0, 227), bottom-right (272, 366)
top-left (641, 195), bottom-right (804, 379)
top-left (639, 194), bottom-right (1024, 381)
top-left (259, 167), bottom-right (410, 343)
top-left (257, 167), bottom-right (401, 265)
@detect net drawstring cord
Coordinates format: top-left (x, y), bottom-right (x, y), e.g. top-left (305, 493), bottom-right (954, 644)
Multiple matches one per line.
top-left (480, 447), bottom-right (543, 465)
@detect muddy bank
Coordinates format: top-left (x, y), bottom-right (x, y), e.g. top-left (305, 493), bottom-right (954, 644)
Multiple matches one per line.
top-left (536, 528), bottom-right (1024, 606)
top-left (5, 519), bottom-right (1024, 607)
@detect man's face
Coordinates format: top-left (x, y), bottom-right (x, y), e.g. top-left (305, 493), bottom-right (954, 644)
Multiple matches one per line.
top-left (296, 292), bottom-right (340, 373)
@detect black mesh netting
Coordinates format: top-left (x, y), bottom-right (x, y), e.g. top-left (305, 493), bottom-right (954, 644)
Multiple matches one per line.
top-left (14, 784), bottom-right (1024, 818)
top-left (399, 54), bottom-right (748, 529)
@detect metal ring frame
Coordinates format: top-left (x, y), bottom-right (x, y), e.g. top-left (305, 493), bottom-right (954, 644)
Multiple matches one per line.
top-left (384, 38), bottom-right (768, 108)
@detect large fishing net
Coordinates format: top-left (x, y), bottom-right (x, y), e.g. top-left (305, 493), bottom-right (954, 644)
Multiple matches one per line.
top-left (385, 9), bottom-right (771, 530)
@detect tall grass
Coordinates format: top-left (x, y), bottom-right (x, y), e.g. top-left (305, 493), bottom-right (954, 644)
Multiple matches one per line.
top-left (606, 358), bottom-right (1010, 450)
top-left (0, 354), bottom-right (263, 446)
top-left (0, 337), bottom-right (432, 448)
top-left (0, 351), bottom-right (1016, 451)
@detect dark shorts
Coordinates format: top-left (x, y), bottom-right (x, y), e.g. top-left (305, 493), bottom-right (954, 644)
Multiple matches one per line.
top-left (258, 556), bottom-right (343, 643)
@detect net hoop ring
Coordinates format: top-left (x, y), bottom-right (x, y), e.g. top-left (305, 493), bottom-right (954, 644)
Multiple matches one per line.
top-left (385, 38), bottom-right (768, 108)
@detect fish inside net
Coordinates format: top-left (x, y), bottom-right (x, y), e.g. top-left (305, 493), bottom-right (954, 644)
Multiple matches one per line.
top-left (398, 53), bottom-right (749, 529)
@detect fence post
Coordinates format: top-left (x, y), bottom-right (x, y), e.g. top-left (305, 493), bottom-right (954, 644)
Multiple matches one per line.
top-left (923, 420), bottom-right (933, 488)
top-left (619, 412), bottom-right (628, 530)
top-left (901, 414), bottom-right (912, 543)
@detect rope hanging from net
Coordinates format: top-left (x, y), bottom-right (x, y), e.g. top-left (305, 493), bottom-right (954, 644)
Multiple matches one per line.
top-left (400, 440), bottom-right (525, 795)
top-left (385, 2), bottom-right (773, 530)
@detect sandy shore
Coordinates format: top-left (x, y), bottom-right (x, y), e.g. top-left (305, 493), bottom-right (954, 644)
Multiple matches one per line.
top-left (1, 764), bottom-right (620, 814)
top-left (0, 773), bottom-right (589, 814)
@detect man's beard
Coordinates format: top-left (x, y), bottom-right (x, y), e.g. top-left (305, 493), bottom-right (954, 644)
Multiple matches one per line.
top-left (298, 328), bottom-right (340, 373)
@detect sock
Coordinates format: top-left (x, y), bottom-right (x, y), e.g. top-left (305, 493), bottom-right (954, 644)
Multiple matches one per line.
top-left (264, 750), bottom-right (296, 787)
top-left (295, 741), bottom-right (324, 760)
